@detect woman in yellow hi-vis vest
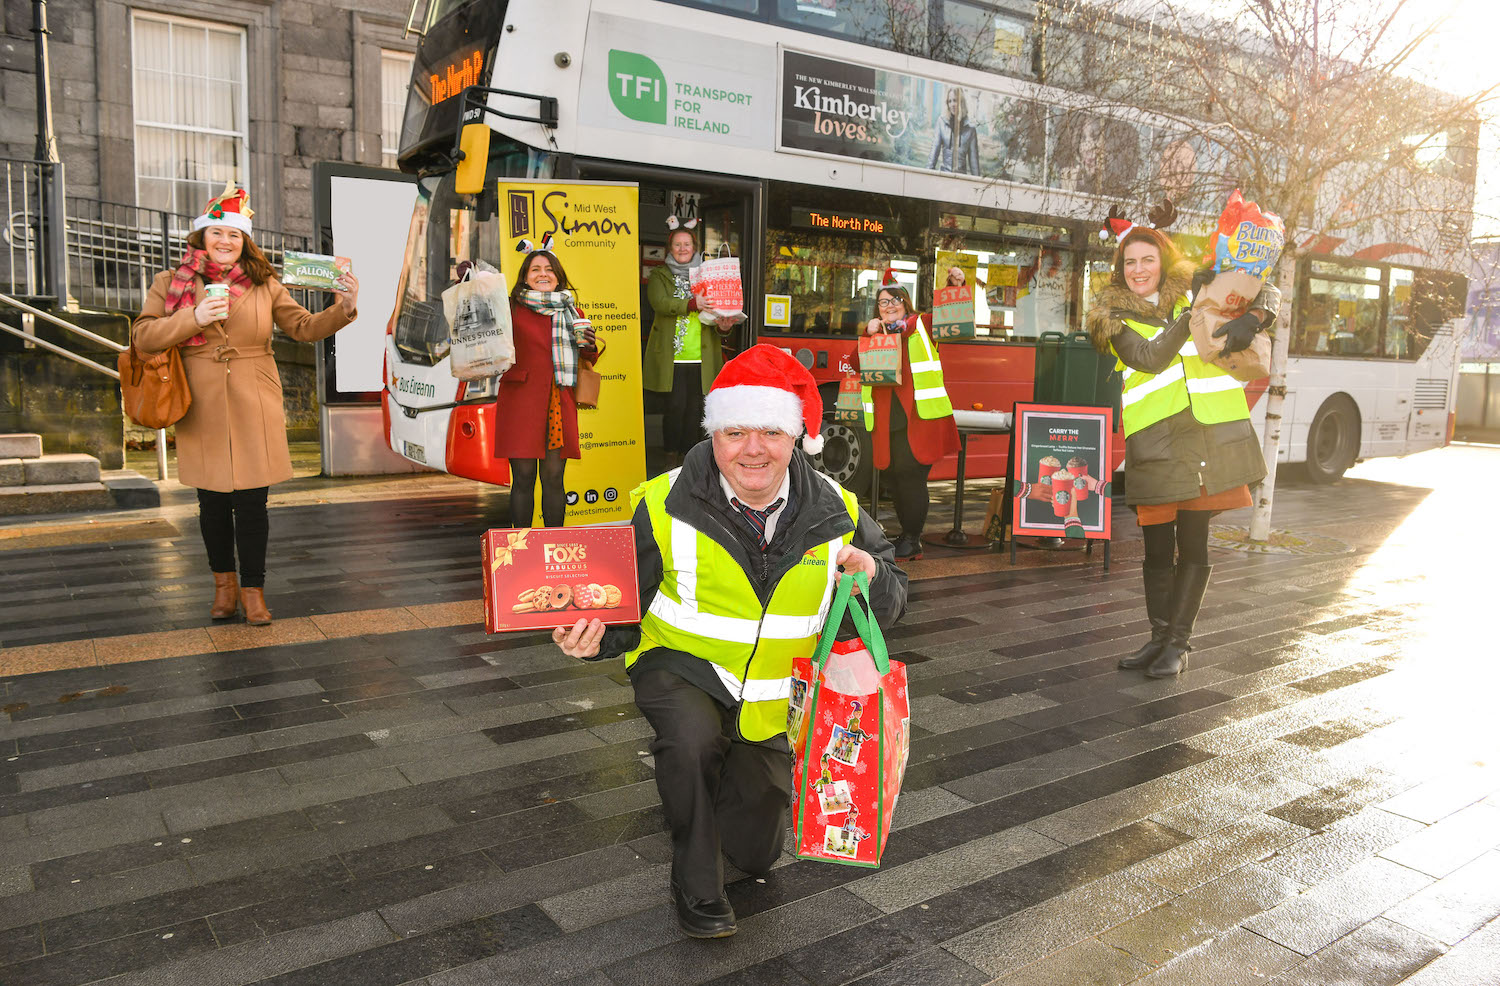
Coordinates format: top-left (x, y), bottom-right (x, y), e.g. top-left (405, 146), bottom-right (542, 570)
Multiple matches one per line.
top-left (1086, 222), bottom-right (1277, 678)
top-left (862, 269), bottom-right (959, 561)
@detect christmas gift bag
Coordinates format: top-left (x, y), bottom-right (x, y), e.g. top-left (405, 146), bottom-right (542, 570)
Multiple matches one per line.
top-left (858, 331), bottom-right (903, 387)
top-left (930, 284), bottom-right (977, 342)
top-left (834, 373), bottom-right (864, 427)
top-left (790, 572), bottom-right (910, 867)
top-left (1190, 189), bottom-right (1284, 381)
top-left (690, 255), bottom-right (744, 318)
top-left (443, 261), bottom-right (515, 380)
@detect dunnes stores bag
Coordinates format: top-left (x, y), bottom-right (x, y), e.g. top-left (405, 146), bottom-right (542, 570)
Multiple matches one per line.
top-left (442, 261), bottom-right (515, 381)
top-left (790, 572), bottom-right (910, 868)
top-left (1190, 189), bottom-right (1285, 381)
top-left (858, 331), bottom-right (902, 387)
top-left (835, 373), bottom-right (864, 427)
top-left (930, 284), bottom-right (977, 342)
top-left (690, 255), bottom-right (744, 318)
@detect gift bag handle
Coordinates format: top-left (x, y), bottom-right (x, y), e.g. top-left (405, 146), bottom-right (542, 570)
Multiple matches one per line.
top-left (809, 571), bottom-right (891, 675)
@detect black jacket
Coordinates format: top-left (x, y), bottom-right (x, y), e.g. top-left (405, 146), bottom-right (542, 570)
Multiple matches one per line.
top-left (598, 440), bottom-right (908, 715)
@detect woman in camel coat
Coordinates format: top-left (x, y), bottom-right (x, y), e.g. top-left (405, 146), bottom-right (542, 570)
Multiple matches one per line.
top-left (132, 185), bottom-right (357, 625)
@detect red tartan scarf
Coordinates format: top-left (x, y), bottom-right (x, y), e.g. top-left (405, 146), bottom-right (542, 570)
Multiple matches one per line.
top-left (164, 248), bottom-right (254, 346)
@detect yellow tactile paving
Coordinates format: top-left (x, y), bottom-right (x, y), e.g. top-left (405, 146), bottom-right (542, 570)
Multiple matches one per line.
top-left (95, 628), bottom-right (217, 666)
top-left (0, 541), bottom-right (1114, 679)
top-left (310, 607), bottom-right (428, 638)
top-left (0, 639), bottom-right (98, 676)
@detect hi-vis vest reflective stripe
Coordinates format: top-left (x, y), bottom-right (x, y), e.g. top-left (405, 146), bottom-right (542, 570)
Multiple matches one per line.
top-left (862, 322), bottom-right (954, 429)
top-left (1116, 300), bottom-right (1251, 439)
top-left (623, 469), bottom-right (860, 742)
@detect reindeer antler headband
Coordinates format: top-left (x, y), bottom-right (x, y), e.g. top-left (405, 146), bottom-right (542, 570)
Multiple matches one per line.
top-left (1098, 198), bottom-right (1177, 243)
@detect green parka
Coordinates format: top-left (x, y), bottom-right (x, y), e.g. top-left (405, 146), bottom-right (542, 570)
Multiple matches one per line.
top-left (643, 263), bottom-right (725, 393)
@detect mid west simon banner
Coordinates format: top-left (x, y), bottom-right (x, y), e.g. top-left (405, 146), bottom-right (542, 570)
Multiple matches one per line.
top-left (497, 179), bottom-right (646, 526)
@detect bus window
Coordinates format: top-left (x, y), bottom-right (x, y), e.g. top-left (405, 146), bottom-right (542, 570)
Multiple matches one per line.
top-left (1296, 276), bottom-right (1384, 357)
top-left (1387, 267), bottom-right (1416, 359)
top-left (1411, 269), bottom-right (1468, 360)
top-left (765, 231), bottom-right (917, 337)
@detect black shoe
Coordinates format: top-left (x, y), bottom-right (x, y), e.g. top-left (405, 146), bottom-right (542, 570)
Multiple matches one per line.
top-left (893, 535), bottom-right (924, 561)
top-left (1147, 563), bottom-right (1212, 678)
top-left (671, 881), bottom-right (737, 939)
top-left (1119, 563), bottom-right (1175, 669)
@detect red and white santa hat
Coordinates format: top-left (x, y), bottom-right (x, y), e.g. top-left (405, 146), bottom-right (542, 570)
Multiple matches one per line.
top-left (702, 344), bottom-right (825, 455)
top-left (192, 179), bottom-right (254, 236)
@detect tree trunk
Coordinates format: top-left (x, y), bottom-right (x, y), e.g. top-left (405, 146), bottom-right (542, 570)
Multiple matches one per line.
top-left (1249, 250), bottom-right (1299, 541)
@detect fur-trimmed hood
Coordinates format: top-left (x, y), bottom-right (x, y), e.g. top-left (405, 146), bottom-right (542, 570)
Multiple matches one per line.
top-left (1085, 259), bottom-right (1194, 353)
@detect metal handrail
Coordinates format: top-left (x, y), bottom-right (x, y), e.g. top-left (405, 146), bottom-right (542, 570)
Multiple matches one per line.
top-left (0, 290), bottom-right (169, 479)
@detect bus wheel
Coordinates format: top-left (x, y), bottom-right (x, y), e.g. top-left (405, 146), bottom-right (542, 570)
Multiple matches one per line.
top-left (1305, 395), bottom-right (1360, 484)
top-left (813, 421), bottom-right (873, 493)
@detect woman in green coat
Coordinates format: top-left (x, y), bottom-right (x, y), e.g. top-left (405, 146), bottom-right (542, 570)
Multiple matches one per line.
top-left (643, 219), bottom-right (738, 465)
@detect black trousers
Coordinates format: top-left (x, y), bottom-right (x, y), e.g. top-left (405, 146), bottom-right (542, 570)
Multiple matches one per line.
top-left (632, 668), bottom-right (793, 900)
top-left (196, 487), bottom-right (269, 587)
top-left (883, 428), bottom-right (932, 538)
top-left (508, 450), bottom-right (567, 528)
top-left (663, 363), bottom-right (706, 455)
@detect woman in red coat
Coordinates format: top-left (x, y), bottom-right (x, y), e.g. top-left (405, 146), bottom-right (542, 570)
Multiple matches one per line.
top-left (497, 246), bottom-right (597, 527)
top-left (864, 281), bottom-right (959, 560)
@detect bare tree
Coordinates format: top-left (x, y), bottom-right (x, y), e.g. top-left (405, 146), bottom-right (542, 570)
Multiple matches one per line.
top-left (1047, 0), bottom-right (1494, 539)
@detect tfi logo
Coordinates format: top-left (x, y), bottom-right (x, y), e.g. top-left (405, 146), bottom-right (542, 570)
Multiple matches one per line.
top-left (543, 543), bottom-right (587, 563)
top-left (608, 49), bottom-right (666, 125)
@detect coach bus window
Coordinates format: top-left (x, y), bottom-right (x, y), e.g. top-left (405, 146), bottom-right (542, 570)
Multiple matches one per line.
top-left (1409, 269), bottom-right (1468, 361)
top-left (776, 0), bottom-right (930, 53)
top-left (1296, 275), bottom-right (1384, 358)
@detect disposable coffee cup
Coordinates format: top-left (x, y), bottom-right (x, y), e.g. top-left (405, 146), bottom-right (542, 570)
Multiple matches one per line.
top-left (203, 283), bottom-right (229, 300)
top-left (571, 317), bottom-right (593, 347)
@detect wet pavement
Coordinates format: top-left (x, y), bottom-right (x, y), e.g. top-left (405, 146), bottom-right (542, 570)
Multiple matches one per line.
top-left (1, 444), bottom-right (1498, 985)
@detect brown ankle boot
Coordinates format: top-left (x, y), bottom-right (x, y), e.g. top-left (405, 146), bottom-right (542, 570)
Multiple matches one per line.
top-left (210, 572), bottom-right (240, 620)
top-left (241, 587), bottom-right (272, 625)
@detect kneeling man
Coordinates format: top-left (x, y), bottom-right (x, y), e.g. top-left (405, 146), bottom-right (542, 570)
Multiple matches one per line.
top-left (554, 344), bottom-right (907, 938)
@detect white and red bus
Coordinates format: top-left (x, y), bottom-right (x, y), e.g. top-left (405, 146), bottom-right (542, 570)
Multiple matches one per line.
top-left (382, 0), bottom-right (1473, 488)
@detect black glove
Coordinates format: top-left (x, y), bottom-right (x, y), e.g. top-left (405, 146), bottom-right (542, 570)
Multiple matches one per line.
top-left (1190, 266), bottom-right (1214, 301)
top-left (1212, 312), bottom-right (1261, 356)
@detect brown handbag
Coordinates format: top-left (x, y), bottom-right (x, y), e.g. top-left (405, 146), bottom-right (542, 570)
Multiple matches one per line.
top-left (574, 341), bottom-right (605, 410)
top-left (119, 341), bottom-right (191, 428)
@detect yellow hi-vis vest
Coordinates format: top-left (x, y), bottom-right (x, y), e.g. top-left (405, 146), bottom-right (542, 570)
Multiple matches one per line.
top-left (623, 469), bottom-right (861, 742)
top-left (862, 322), bottom-right (954, 429)
top-left (1116, 299), bottom-right (1251, 439)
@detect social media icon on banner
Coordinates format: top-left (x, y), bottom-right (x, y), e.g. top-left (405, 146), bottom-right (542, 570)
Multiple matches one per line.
top-left (604, 488), bottom-right (618, 502)
top-left (566, 491), bottom-right (579, 506)
top-left (585, 489), bottom-right (599, 504)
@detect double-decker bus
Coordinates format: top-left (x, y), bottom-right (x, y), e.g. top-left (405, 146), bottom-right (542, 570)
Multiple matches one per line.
top-left (382, 0), bottom-right (1472, 489)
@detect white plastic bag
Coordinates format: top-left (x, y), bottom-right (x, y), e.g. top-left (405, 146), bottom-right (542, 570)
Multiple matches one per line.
top-left (442, 261), bottom-right (515, 380)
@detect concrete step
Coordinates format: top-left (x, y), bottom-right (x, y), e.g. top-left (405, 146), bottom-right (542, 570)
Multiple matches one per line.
top-left (0, 482), bottom-right (114, 517)
top-left (0, 434), bottom-right (43, 459)
top-left (101, 469), bottom-right (161, 509)
top-left (23, 453), bottom-right (101, 486)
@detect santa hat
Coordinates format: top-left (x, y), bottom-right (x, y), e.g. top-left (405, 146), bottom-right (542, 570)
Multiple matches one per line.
top-left (702, 344), bottom-right (825, 455)
top-left (192, 179), bottom-right (253, 236)
top-left (881, 267), bottom-right (900, 287)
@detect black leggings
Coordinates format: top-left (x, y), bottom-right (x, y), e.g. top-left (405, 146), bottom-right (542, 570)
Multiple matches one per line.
top-left (1142, 510), bottom-right (1212, 567)
top-left (197, 487), bottom-right (269, 588)
top-left (664, 363), bottom-right (706, 455)
top-left (883, 429), bottom-right (932, 538)
top-left (509, 450), bottom-right (568, 528)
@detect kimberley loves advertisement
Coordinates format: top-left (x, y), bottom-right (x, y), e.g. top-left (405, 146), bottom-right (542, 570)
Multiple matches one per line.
top-left (779, 50), bottom-right (1226, 208)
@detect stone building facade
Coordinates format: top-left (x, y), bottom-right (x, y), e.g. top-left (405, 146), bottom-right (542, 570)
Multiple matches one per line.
top-left (1, 0), bottom-right (415, 239)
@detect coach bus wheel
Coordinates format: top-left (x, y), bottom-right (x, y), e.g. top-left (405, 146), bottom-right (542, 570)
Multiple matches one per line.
top-left (1305, 395), bottom-right (1360, 484)
top-left (813, 421), bottom-right (873, 494)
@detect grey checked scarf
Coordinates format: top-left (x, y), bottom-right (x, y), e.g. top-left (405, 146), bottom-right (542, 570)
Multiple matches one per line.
top-left (517, 289), bottom-right (582, 388)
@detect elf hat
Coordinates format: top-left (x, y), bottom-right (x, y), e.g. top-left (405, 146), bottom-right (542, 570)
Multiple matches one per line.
top-left (192, 179), bottom-right (253, 236)
top-left (702, 344), bottom-right (825, 455)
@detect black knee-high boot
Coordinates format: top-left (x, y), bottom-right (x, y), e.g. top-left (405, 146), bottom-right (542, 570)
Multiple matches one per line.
top-left (1119, 563), bottom-right (1176, 669)
top-left (1147, 563), bottom-right (1212, 678)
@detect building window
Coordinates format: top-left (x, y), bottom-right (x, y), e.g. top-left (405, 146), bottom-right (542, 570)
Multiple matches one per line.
top-left (131, 11), bottom-right (249, 217)
top-left (382, 50), bottom-right (415, 168)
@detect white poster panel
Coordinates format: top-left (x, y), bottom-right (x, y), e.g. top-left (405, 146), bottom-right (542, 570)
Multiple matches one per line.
top-left (329, 175), bottom-right (420, 393)
top-left (578, 12), bottom-right (776, 149)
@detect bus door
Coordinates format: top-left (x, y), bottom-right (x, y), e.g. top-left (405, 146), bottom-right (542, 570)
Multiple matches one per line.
top-left (574, 162), bottom-right (760, 476)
